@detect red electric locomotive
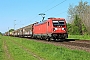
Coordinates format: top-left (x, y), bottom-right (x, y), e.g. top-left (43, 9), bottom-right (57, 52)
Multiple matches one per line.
top-left (33, 18), bottom-right (68, 41)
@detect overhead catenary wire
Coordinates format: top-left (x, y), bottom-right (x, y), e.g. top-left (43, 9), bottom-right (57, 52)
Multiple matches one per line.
top-left (29, 0), bottom-right (67, 23)
top-left (43, 0), bottom-right (67, 13)
top-left (51, 0), bottom-right (84, 17)
top-left (39, 0), bottom-right (56, 12)
top-left (53, 10), bottom-right (67, 16)
top-left (29, 0), bottom-right (56, 20)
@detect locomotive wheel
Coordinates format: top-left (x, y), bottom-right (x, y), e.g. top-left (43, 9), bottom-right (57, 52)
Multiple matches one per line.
top-left (46, 37), bottom-right (51, 41)
top-left (40, 36), bottom-right (43, 40)
top-left (55, 39), bottom-right (65, 42)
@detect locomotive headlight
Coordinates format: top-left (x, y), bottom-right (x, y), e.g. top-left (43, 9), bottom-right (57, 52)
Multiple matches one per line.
top-left (55, 28), bottom-right (58, 30)
top-left (53, 28), bottom-right (58, 31)
top-left (62, 28), bottom-right (64, 30)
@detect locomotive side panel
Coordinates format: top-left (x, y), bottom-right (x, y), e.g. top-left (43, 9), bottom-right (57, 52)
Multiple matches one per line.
top-left (41, 22), bottom-right (47, 34)
top-left (47, 20), bottom-right (53, 34)
top-left (33, 21), bottom-right (48, 39)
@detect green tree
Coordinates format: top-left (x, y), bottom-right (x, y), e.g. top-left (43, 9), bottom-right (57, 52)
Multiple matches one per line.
top-left (0, 32), bottom-right (2, 35)
top-left (67, 23), bottom-right (72, 34)
top-left (73, 15), bottom-right (82, 35)
top-left (67, 15), bottom-right (86, 35)
top-left (82, 24), bottom-right (87, 35)
top-left (9, 29), bottom-right (14, 32)
top-left (68, 0), bottom-right (89, 34)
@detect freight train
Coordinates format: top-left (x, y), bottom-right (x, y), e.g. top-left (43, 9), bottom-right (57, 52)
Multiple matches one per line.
top-left (5, 18), bottom-right (68, 41)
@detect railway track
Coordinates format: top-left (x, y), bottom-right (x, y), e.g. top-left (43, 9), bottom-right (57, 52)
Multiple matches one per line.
top-left (27, 38), bottom-right (90, 52)
top-left (60, 40), bottom-right (90, 48)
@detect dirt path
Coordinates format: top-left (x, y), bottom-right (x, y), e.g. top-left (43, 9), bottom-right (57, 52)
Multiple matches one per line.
top-left (10, 39), bottom-right (45, 60)
top-left (3, 40), bottom-right (14, 60)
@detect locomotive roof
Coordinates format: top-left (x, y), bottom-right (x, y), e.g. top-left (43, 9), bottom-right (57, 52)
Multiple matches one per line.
top-left (34, 18), bottom-right (65, 26)
top-left (34, 20), bottom-right (47, 26)
top-left (48, 18), bottom-right (65, 20)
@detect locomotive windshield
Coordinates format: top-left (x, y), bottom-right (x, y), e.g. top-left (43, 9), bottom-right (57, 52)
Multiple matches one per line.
top-left (53, 20), bottom-right (65, 27)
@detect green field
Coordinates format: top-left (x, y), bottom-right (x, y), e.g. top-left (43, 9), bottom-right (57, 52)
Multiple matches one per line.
top-left (0, 35), bottom-right (90, 60)
top-left (68, 35), bottom-right (90, 40)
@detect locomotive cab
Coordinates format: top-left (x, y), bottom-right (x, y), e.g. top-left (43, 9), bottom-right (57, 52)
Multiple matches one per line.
top-left (48, 18), bottom-right (68, 39)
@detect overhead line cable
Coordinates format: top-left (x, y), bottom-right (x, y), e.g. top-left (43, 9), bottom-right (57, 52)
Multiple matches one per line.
top-left (54, 11), bottom-right (67, 16)
top-left (40, 0), bottom-right (56, 12)
top-left (29, 0), bottom-right (56, 22)
top-left (43, 0), bottom-right (67, 13)
top-left (29, 0), bottom-right (66, 23)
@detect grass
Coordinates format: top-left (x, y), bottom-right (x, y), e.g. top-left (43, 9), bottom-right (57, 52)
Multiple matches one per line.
top-left (68, 35), bottom-right (90, 40)
top-left (0, 36), bottom-right (90, 60)
top-left (10, 36), bottom-right (90, 60)
top-left (1, 36), bottom-right (38, 60)
top-left (6, 39), bottom-right (38, 60)
top-left (0, 36), bottom-right (4, 60)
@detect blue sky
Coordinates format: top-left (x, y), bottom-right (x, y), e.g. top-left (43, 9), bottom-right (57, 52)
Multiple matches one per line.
top-left (0, 0), bottom-right (90, 33)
